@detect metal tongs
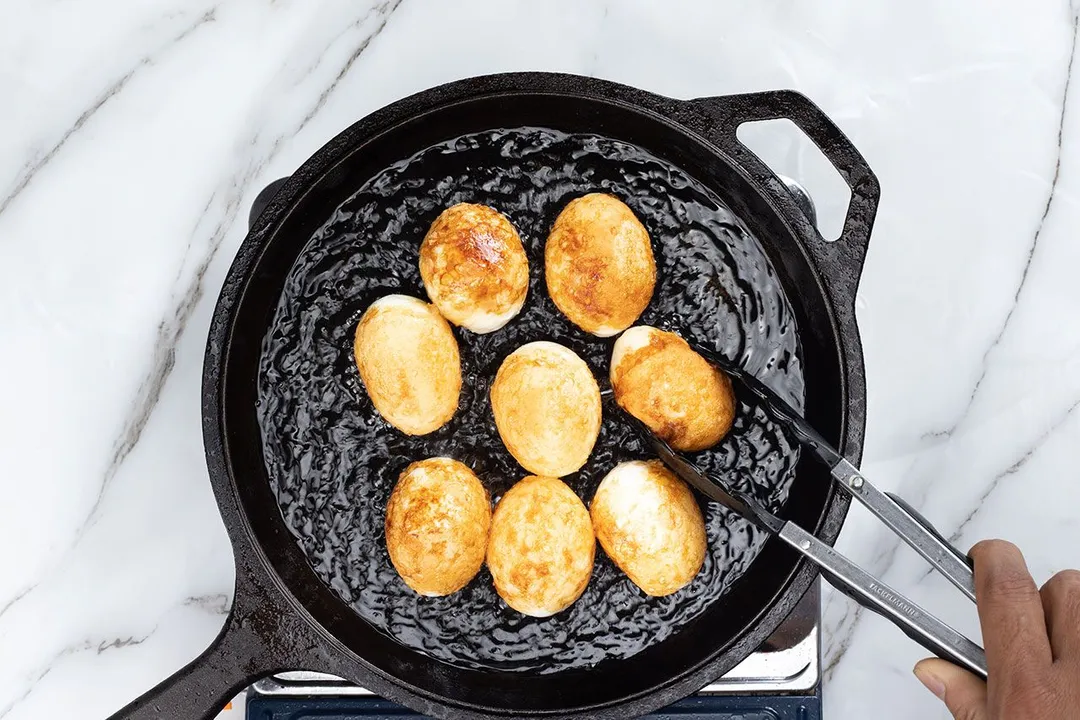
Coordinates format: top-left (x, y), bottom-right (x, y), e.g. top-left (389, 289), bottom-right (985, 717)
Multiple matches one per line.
top-left (626, 341), bottom-right (988, 679)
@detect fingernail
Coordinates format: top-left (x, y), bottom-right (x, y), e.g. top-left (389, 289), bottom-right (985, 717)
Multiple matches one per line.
top-left (914, 665), bottom-right (946, 701)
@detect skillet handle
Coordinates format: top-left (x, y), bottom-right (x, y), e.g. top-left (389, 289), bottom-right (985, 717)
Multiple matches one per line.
top-left (105, 609), bottom-right (272, 720)
top-left (688, 90), bottom-right (880, 310)
top-left (105, 573), bottom-right (312, 720)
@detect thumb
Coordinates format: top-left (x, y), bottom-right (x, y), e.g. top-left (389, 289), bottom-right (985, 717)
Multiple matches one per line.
top-left (914, 658), bottom-right (988, 720)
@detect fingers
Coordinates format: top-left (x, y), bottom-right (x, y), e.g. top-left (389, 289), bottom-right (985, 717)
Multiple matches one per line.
top-left (1040, 569), bottom-right (1080, 662)
top-left (969, 539), bottom-right (1053, 679)
top-left (914, 658), bottom-right (987, 720)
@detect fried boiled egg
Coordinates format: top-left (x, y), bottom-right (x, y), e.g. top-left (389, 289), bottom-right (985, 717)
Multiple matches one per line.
top-left (490, 341), bottom-right (602, 477)
top-left (544, 193), bottom-right (656, 336)
top-left (385, 457), bottom-right (491, 596)
top-left (487, 475), bottom-right (595, 616)
top-left (610, 326), bottom-right (735, 452)
top-left (590, 460), bottom-right (706, 597)
top-left (354, 295), bottom-right (461, 435)
top-left (419, 203), bottom-right (530, 333)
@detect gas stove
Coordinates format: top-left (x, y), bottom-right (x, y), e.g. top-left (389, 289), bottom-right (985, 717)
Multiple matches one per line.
top-left (235, 176), bottom-right (825, 720)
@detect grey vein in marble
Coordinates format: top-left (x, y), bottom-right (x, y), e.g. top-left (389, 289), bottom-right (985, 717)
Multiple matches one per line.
top-left (886, 392), bottom-right (1080, 619)
top-left (0, 586), bottom-right (33, 625)
top-left (925, 11), bottom-right (1079, 441)
top-left (0, 590), bottom-right (232, 717)
top-left (0, 667), bottom-right (50, 719)
top-left (828, 390), bottom-right (1080, 677)
top-left (296, 0), bottom-right (406, 134)
top-left (183, 593), bottom-right (231, 616)
top-left (78, 0), bottom-right (407, 538)
top-left (0, 8), bottom-right (218, 219)
top-left (824, 12), bottom-right (1080, 678)
top-left (0, 0), bottom-right (407, 630)
top-left (946, 395), bottom-right (1080, 544)
top-left (0, 630), bottom-right (154, 718)
top-left (822, 602), bottom-right (856, 678)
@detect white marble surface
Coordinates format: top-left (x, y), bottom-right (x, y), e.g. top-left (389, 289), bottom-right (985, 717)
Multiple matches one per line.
top-left (2, 1), bottom-right (1079, 718)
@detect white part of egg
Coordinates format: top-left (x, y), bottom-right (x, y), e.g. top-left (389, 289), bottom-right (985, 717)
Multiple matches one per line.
top-left (419, 203), bottom-right (530, 334)
top-left (610, 324), bottom-right (659, 375)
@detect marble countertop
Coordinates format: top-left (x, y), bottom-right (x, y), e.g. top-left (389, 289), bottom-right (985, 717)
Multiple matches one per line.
top-left (2, 1), bottom-right (1079, 718)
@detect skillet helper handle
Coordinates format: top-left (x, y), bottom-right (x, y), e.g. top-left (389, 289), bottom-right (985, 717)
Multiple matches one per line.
top-left (700, 90), bottom-right (879, 245)
top-left (691, 90), bottom-right (880, 306)
top-left (832, 460), bottom-right (977, 602)
top-left (778, 522), bottom-right (988, 680)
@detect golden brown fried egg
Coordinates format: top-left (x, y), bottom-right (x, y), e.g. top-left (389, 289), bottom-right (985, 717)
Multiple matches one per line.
top-left (420, 203), bottom-right (529, 334)
top-left (610, 325), bottom-right (735, 452)
top-left (591, 460), bottom-right (706, 597)
top-left (354, 295), bottom-right (461, 435)
top-left (490, 341), bottom-right (602, 477)
top-left (544, 193), bottom-right (655, 336)
top-left (487, 475), bottom-right (595, 616)
top-left (385, 457), bottom-right (491, 596)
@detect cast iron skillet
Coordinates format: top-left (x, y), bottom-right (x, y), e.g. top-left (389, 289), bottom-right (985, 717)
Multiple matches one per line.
top-left (108, 72), bottom-right (879, 720)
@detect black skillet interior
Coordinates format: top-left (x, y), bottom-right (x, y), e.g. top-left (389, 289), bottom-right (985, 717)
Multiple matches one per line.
top-left (186, 75), bottom-right (877, 720)
top-left (256, 123), bottom-right (808, 674)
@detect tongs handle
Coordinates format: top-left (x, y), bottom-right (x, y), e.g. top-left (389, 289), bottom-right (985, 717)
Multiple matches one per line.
top-left (689, 343), bottom-right (977, 602)
top-left (832, 460), bottom-right (976, 602)
top-left (778, 523), bottom-right (988, 679)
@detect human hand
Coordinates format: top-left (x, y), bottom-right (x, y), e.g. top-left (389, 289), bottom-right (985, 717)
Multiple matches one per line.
top-left (914, 540), bottom-right (1080, 719)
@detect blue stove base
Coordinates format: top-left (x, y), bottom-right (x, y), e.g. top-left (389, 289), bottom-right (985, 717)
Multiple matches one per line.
top-left (246, 691), bottom-right (822, 719)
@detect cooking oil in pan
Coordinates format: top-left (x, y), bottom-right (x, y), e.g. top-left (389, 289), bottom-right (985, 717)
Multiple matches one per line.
top-left (257, 127), bottom-right (804, 672)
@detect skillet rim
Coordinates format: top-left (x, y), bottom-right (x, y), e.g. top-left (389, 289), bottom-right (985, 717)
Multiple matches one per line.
top-left (202, 71), bottom-right (868, 719)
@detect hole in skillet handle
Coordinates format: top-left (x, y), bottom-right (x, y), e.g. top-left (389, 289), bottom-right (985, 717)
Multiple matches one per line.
top-left (685, 89), bottom-right (881, 312)
top-left (737, 118), bottom-right (849, 242)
